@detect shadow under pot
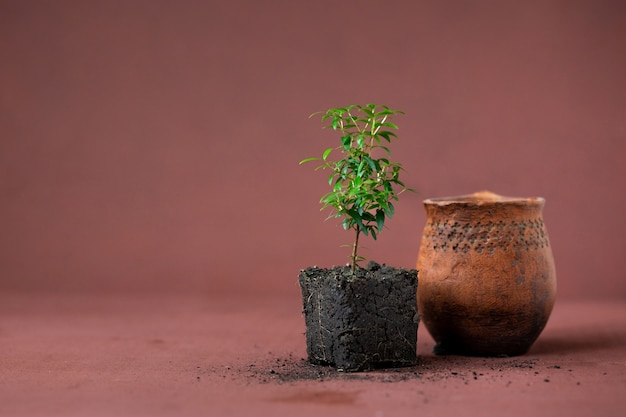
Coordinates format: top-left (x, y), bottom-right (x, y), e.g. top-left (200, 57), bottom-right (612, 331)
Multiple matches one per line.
top-left (416, 191), bottom-right (557, 357)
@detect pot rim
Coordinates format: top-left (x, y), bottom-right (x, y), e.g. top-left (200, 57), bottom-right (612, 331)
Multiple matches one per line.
top-left (424, 190), bottom-right (545, 206)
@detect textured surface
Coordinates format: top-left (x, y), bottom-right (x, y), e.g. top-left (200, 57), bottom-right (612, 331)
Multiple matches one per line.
top-left (298, 263), bottom-right (418, 371)
top-left (417, 192), bottom-right (557, 356)
top-left (1, 293), bottom-right (625, 417)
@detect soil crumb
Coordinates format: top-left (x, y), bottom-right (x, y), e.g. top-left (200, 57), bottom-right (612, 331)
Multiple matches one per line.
top-left (199, 352), bottom-right (561, 385)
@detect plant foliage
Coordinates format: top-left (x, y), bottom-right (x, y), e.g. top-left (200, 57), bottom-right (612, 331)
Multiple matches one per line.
top-left (300, 104), bottom-right (412, 273)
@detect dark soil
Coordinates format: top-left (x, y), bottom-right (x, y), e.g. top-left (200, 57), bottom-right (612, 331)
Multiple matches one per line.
top-left (199, 352), bottom-right (571, 386)
top-left (245, 354), bottom-right (541, 384)
top-left (298, 261), bottom-right (418, 372)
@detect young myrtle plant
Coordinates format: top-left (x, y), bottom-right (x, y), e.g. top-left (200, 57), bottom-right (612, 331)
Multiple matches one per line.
top-left (300, 104), bottom-right (413, 273)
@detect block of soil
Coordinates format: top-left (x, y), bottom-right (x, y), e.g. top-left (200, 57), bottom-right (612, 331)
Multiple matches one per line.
top-left (298, 261), bottom-right (419, 372)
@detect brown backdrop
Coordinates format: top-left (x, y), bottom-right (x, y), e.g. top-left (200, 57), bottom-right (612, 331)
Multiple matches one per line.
top-left (1, 0), bottom-right (625, 299)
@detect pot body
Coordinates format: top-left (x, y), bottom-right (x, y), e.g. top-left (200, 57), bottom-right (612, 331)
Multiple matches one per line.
top-left (416, 191), bottom-right (556, 356)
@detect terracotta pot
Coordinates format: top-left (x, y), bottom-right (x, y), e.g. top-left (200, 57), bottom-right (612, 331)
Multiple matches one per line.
top-left (416, 191), bottom-right (557, 356)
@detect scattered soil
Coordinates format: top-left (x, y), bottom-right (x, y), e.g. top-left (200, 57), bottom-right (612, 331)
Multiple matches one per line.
top-left (199, 352), bottom-right (570, 386)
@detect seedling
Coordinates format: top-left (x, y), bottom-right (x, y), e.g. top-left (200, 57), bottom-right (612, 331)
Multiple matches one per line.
top-left (300, 104), bottom-right (412, 273)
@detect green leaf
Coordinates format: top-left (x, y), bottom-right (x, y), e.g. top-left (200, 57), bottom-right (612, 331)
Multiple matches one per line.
top-left (376, 210), bottom-right (385, 231)
top-left (341, 135), bottom-right (351, 150)
top-left (299, 157), bottom-right (319, 165)
top-left (366, 157), bottom-right (377, 172)
top-left (387, 202), bottom-right (395, 217)
top-left (322, 147), bottom-right (333, 160)
top-left (374, 109), bottom-right (394, 117)
top-left (381, 122), bottom-right (399, 129)
top-left (377, 131), bottom-right (397, 142)
top-left (357, 159), bottom-right (366, 175)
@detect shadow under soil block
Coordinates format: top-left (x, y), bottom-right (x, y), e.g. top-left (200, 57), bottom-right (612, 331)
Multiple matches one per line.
top-left (298, 262), bottom-right (419, 372)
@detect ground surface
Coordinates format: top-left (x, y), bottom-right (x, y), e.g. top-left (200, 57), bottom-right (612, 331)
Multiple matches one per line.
top-left (1, 292), bottom-right (625, 416)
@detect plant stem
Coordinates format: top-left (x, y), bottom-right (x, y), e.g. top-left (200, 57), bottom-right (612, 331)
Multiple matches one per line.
top-left (351, 227), bottom-right (361, 273)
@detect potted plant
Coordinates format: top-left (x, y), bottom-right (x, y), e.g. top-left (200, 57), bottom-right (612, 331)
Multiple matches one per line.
top-left (298, 104), bottom-right (418, 372)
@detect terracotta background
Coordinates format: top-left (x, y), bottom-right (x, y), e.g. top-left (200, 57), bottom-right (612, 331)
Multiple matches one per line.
top-left (1, 0), bottom-right (625, 300)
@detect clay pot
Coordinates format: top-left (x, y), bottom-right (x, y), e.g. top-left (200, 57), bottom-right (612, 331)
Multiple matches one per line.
top-left (416, 191), bottom-right (557, 356)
